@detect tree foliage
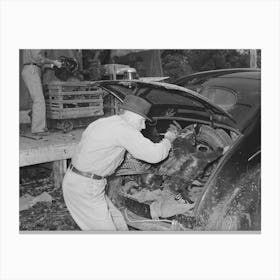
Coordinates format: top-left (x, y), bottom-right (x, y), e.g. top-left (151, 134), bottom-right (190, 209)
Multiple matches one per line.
top-left (161, 50), bottom-right (192, 81)
top-left (81, 49), bottom-right (261, 82)
top-left (161, 49), bottom-right (261, 82)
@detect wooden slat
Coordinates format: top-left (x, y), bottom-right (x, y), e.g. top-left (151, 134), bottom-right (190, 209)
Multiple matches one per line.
top-left (46, 103), bottom-right (60, 107)
top-left (47, 105), bottom-right (103, 112)
top-left (52, 160), bottom-right (67, 188)
top-left (46, 96), bottom-right (102, 101)
top-left (46, 86), bottom-right (101, 90)
top-left (46, 99), bottom-right (102, 104)
top-left (46, 90), bottom-right (103, 96)
top-left (20, 142), bottom-right (76, 166)
top-left (20, 130), bottom-right (84, 167)
top-left (44, 81), bottom-right (95, 86)
top-left (45, 84), bottom-right (104, 120)
top-left (47, 110), bottom-right (103, 119)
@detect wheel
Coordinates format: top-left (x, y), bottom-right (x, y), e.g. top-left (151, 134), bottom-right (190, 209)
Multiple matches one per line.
top-left (61, 120), bottom-right (74, 133)
top-left (196, 125), bottom-right (233, 150)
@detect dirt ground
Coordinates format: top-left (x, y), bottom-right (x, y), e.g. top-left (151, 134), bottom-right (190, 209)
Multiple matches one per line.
top-left (20, 164), bottom-right (80, 231)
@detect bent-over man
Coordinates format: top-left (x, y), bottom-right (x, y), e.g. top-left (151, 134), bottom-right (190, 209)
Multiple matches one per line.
top-left (62, 95), bottom-right (177, 230)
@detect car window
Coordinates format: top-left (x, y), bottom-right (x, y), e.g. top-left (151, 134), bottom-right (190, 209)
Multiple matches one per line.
top-left (177, 77), bottom-right (209, 93)
top-left (200, 86), bottom-right (237, 109)
top-left (145, 89), bottom-right (204, 108)
top-left (185, 85), bottom-right (203, 93)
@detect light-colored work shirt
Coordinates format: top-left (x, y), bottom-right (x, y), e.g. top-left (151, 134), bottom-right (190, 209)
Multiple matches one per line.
top-left (22, 49), bottom-right (48, 66)
top-left (72, 115), bottom-right (171, 176)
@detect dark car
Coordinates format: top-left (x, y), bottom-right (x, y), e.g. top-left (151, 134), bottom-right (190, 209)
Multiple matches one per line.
top-left (174, 68), bottom-right (259, 93)
top-left (178, 69), bottom-right (261, 128)
top-left (93, 70), bottom-right (261, 231)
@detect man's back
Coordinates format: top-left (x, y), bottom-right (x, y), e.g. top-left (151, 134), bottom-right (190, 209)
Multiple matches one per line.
top-left (72, 115), bottom-right (128, 176)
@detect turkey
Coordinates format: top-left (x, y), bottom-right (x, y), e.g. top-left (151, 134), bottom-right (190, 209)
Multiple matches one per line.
top-left (158, 139), bottom-right (224, 203)
top-left (140, 126), bottom-right (226, 203)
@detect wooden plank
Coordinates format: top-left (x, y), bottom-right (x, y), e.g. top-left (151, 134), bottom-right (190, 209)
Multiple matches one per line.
top-left (46, 105), bottom-right (102, 111)
top-left (46, 104), bottom-right (103, 110)
top-left (52, 160), bottom-right (67, 188)
top-left (47, 107), bottom-right (103, 112)
top-left (46, 90), bottom-right (103, 96)
top-left (46, 89), bottom-right (59, 93)
top-left (47, 105), bottom-right (102, 110)
top-left (46, 109), bottom-right (103, 115)
top-left (20, 142), bottom-right (76, 166)
top-left (46, 99), bottom-right (102, 104)
top-left (46, 103), bottom-right (60, 108)
top-left (46, 86), bottom-right (101, 91)
top-left (47, 93), bottom-right (102, 98)
top-left (20, 129), bottom-right (83, 167)
top-left (59, 110), bottom-right (103, 118)
top-left (44, 81), bottom-right (94, 86)
top-left (47, 105), bottom-right (103, 112)
top-left (46, 110), bottom-right (103, 119)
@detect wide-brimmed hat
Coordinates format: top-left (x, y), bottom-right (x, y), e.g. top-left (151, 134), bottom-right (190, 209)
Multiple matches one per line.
top-left (120, 95), bottom-right (152, 122)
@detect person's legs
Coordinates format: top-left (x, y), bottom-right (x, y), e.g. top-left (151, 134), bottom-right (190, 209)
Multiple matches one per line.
top-left (62, 171), bottom-right (117, 230)
top-left (22, 65), bottom-right (46, 133)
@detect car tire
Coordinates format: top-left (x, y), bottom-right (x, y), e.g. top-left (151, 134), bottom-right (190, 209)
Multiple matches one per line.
top-left (61, 120), bottom-right (74, 133)
top-left (197, 125), bottom-right (233, 149)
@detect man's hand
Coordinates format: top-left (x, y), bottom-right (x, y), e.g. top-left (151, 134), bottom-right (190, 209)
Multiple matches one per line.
top-left (164, 124), bottom-right (179, 143)
top-left (168, 124), bottom-right (180, 134)
top-left (53, 60), bottom-right (62, 68)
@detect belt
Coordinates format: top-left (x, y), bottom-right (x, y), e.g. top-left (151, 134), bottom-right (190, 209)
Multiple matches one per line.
top-left (24, 63), bottom-right (40, 67)
top-left (69, 163), bottom-right (105, 180)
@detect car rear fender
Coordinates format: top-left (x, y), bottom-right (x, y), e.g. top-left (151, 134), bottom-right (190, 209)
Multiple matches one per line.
top-left (193, 129), bottom-right (261, 230)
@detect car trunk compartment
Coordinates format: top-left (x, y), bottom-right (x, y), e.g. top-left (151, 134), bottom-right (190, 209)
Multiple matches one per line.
top-left (107, 119), bottom-right (240, 230)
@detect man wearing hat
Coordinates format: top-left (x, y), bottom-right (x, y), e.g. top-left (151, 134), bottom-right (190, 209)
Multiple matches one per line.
top-left (62, 95), bottom-right (178, 231)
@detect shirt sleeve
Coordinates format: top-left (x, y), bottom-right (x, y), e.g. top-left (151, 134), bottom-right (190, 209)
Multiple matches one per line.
top-left (29, 50), bottom-right (45, 64)
top-left (117, 125), bottom-right (171, 164)
top-left (31, 50), bottom-right (54, 65)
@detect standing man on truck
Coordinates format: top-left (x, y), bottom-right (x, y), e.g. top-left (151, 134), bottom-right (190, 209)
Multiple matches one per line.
top-left (21, 49), bottom-right (62, 136)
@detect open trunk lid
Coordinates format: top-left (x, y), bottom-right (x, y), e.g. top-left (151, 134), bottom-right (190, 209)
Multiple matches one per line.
top-left (93, 80), bottom-right (237, 128)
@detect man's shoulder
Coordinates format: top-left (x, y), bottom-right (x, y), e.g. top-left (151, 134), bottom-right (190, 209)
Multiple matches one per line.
top-left (86, 115), bottom-right (122, 130)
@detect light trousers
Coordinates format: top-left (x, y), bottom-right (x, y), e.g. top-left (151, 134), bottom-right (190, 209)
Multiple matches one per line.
top-left (22, 65), bottom-right (46, 133)
top-left (62, 170), bottom-right (128, 231)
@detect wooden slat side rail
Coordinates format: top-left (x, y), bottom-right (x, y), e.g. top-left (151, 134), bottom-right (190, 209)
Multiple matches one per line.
top-left (46, 90), bottom-right (103, 96)
top-left (46, 99), bottom-right (103, 104)
top-left (44, 82), bottom-right (104, 123)
top-left (46, 105), bottom-right (103, 111)
top-left (46, 109), bottom-right (103, 119)
top-left (44, 81), bottom-right (97, 87)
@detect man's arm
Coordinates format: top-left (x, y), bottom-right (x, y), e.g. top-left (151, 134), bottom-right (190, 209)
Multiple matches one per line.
top-left (117, 126), bottom-right (172, 164)
top-left (31, 50), bottom-right (62, 68)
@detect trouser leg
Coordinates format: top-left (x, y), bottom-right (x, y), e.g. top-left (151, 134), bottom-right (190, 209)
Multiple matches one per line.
top-left (22, 66), bottom-right (46, 133)
top-left (62, 171), bottom-right (119, 231)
